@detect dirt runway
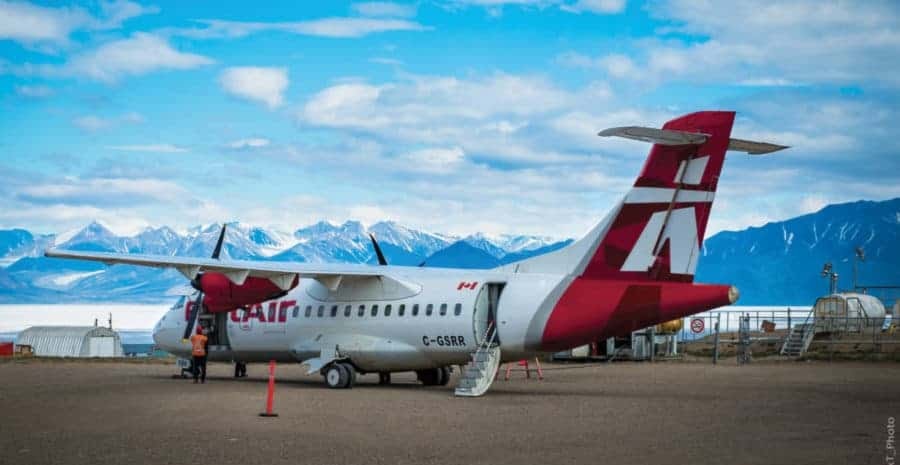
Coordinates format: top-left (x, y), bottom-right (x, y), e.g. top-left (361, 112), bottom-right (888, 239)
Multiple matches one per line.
top-left (0, 359), bottom-right (897, 465)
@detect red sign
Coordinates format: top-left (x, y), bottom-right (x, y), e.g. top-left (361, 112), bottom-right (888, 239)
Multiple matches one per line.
top-left (457, 281), bottom-right (478, 291)
top-left (690, 318), bottom-right (705, 334)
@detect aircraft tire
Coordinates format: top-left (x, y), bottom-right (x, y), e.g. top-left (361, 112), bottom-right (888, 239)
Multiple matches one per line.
top-left (340, 363), bottom-right (356, 388)
top-left (416, 369), bottom-right (440, 386)
top-left (324, 364), bottom-right (348, 389)
top-left (438, 367), bottom-right (451, 386)
top-left (378, 372), bottom-right (391, 385)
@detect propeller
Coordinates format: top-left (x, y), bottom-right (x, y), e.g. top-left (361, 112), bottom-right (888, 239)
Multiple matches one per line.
top-left (183, 224), bottom-right (228, 340)
top-left (368, 233), bottom-right (388, 266)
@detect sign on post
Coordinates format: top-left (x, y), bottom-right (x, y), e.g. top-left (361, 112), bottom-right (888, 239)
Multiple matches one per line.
top-left (690, 318), bottom-right (705, 334)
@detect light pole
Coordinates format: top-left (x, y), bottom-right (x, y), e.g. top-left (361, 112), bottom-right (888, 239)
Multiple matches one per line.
top-left (853, 247), bottom-right (865, 292)
top-left (821, 262), bottom-right (838, 295)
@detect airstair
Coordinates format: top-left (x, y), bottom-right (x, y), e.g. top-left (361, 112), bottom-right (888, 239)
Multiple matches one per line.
top-left (780, 310), bottom-right (816, 357)
top-left (455, 323), bottom-right (501, 397)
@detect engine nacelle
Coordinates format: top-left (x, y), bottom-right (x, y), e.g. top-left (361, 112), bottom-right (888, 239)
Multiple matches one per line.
top-left (197, 272), bottom-right (298, 312)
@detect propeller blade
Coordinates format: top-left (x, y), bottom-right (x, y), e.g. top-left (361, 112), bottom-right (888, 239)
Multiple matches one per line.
top-left (182, 295), bottom-right (202, 340)
top-left (211, 224), bottom-right (227, 260)
top-left (368, 233), bottom-right (388, 266)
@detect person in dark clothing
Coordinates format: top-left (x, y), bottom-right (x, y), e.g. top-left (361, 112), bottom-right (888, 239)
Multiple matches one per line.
top-left (189, 326), bottom-right (208, 384)
top-left (234, 361), bottom-right (247, 378)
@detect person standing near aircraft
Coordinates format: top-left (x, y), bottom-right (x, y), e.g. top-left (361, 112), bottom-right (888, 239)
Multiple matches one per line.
top-left (190, 326), bottom-right (208, 384)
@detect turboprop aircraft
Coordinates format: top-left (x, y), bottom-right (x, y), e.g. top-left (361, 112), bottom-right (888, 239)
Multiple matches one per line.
top-left (46, 111), bottom-right (786, 396)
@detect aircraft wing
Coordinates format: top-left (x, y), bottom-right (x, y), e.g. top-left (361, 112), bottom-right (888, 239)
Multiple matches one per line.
top-left (44, 248), bottom-right (387, 291)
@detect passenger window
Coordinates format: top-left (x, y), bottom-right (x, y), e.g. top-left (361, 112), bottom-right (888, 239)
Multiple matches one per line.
top-left (385, 304), bottom-right (392, 316)
top-left (439, 303), bottom-right (447, 316)
top-left (371, 304), bottom-right (379, 317)
top-left (292, 306), bottom-right (299, 318)
top-left (317, 305), bottom-right (325, 317)
top-left (412, 304), bottom-right (419, 316)
top-left (305, 305), bottom-right (312, 318)
top-left (344, 305), bottom-right (351, 317)
top-left (330, 305), bottom-right (338, 317)
top-left (454, 303), bottom-right (462, 316)
top-left (358, 305), bottom-right (365, 317)
top-left (398, 304), bottom-right (406, 316)
top-left (426, 304), bottom-right (433, 316)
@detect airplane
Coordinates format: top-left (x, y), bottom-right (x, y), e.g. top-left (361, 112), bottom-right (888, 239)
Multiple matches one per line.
top-left (45, 111), bottom-right (787, 396)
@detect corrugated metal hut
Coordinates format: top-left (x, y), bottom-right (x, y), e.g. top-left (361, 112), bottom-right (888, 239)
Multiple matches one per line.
top-left (16, 326), bottom-right (124, 357)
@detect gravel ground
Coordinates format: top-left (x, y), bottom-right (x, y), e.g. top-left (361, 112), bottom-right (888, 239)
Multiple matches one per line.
top-left (0, 359), bottom-right (897, 465)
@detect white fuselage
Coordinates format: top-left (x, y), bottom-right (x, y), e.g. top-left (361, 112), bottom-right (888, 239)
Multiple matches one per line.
top-left (152, 266), bottom-right (567, 372)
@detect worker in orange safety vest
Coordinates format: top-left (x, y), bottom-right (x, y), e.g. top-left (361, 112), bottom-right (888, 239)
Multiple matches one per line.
top-left (189, 326), bottom-right (208, 384)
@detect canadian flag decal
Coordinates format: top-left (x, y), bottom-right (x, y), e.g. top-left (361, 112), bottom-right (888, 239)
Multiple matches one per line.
top-left (457, 281), bottom-right (478, 291)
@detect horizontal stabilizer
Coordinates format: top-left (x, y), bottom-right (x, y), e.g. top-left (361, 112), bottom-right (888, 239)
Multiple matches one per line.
top-left (725, 137), bottom-right (789, 155)
top-left (598, 126), bottom-right (788, 155)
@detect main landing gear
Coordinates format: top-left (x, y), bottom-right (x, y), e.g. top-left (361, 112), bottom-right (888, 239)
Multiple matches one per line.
top-left (323, 362), bottom-right (357, 389)
top-left (416, 367), bottom-right (451, 386)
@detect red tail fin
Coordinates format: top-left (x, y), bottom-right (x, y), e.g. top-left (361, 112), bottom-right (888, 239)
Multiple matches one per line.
top-left (580, 111), bottom-right (736, 282)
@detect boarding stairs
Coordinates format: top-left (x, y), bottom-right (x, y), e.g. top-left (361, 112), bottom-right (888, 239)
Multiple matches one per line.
top-left (780, 310), bottom-right (816, 357)
top-left (455, 323), bottom-right (501, 397)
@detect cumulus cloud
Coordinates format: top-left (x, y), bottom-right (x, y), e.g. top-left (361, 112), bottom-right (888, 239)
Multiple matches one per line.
top-left (0, 0), bottom-right (157, 48)
top-left (64, 33), bottom-right (213, 82)
top-left (401, 147), bottom-right (467, 174)
top-left (219, 67), bottom-right (289, 109)
top-left (300, 73), bottom-right (615, 163)
top-left (561, 0), bottom-right (900, 87)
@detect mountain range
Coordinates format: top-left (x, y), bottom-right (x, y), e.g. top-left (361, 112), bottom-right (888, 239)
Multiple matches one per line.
top-left (1, 198), bottom-right (897, 306)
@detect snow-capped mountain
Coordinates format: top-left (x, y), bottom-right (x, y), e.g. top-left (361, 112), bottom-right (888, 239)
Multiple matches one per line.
top-left (697, 198), bottom-right (900, 304)
top-left (1, 197), bottom-right (896, 305)
top-left (0, 219), bottom-right (569, 302)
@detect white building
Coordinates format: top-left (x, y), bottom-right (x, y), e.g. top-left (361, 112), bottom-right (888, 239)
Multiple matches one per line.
top-left (17, 326), bottom-right (124, 357)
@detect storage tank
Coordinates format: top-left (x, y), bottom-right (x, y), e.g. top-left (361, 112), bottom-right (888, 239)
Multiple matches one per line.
top-left (813, 293), bottom-right (886, 333)
top-left (655, 319), bottom-right (683, 334)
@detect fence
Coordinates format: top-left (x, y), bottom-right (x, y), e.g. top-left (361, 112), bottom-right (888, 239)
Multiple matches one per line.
top-left (677, 306), bottom-right (899, 356)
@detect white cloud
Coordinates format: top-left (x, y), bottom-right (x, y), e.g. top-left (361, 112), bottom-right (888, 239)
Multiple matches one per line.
top-left (563, 0), bottom-right (626, 14)
top-left (351, 2), bottom-right (417, 18)
top-left (15, 84), bottom-right (53, 98)
top-left (564, 0), bottom-right (900, 87)
top-left (73, 115), bottom-right (110, 132)
top-left (17, 177), bottom-right (189, 206)
top-left (300, 73), bottom-right (615, 163)
top-left (227, 138), bottom-right (271, 149)
top-left (66, 32), bottom-right (214, 82)
top-left (219, 67), bottom-right (289, 109)
top-left (174, 17), bottom-right (428, 40)
top-left (106, 144), bottom-right (189, 153)
top-left (402, 147), bottom-right (466, 174)
top-left (0, 0), bottom-right (157, 47)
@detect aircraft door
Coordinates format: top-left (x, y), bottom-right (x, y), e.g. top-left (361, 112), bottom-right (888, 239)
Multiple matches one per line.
top-left (473, 283), bottom-right (504, 346)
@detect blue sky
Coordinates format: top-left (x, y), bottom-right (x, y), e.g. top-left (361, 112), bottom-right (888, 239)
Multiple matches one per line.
top-left (1, 0), bottom-right (898, 238)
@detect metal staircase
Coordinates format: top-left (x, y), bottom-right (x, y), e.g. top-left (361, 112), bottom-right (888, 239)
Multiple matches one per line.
top-left (780, 309), bottom-right (816, 357)
top-left (455, 323), bottom-right (501, 397)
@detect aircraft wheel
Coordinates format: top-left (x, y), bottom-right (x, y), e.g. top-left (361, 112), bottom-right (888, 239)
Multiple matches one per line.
top-left (378, 372), bottom-right (391, 385)
top-left (437, 367), bottom-right (451, 386)
top-left (324, 364), bottom-right (348, 389)
top-left (416, 369), bottom-right (439, 386)
top-left (340, 363), bottom-right (356, 388)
